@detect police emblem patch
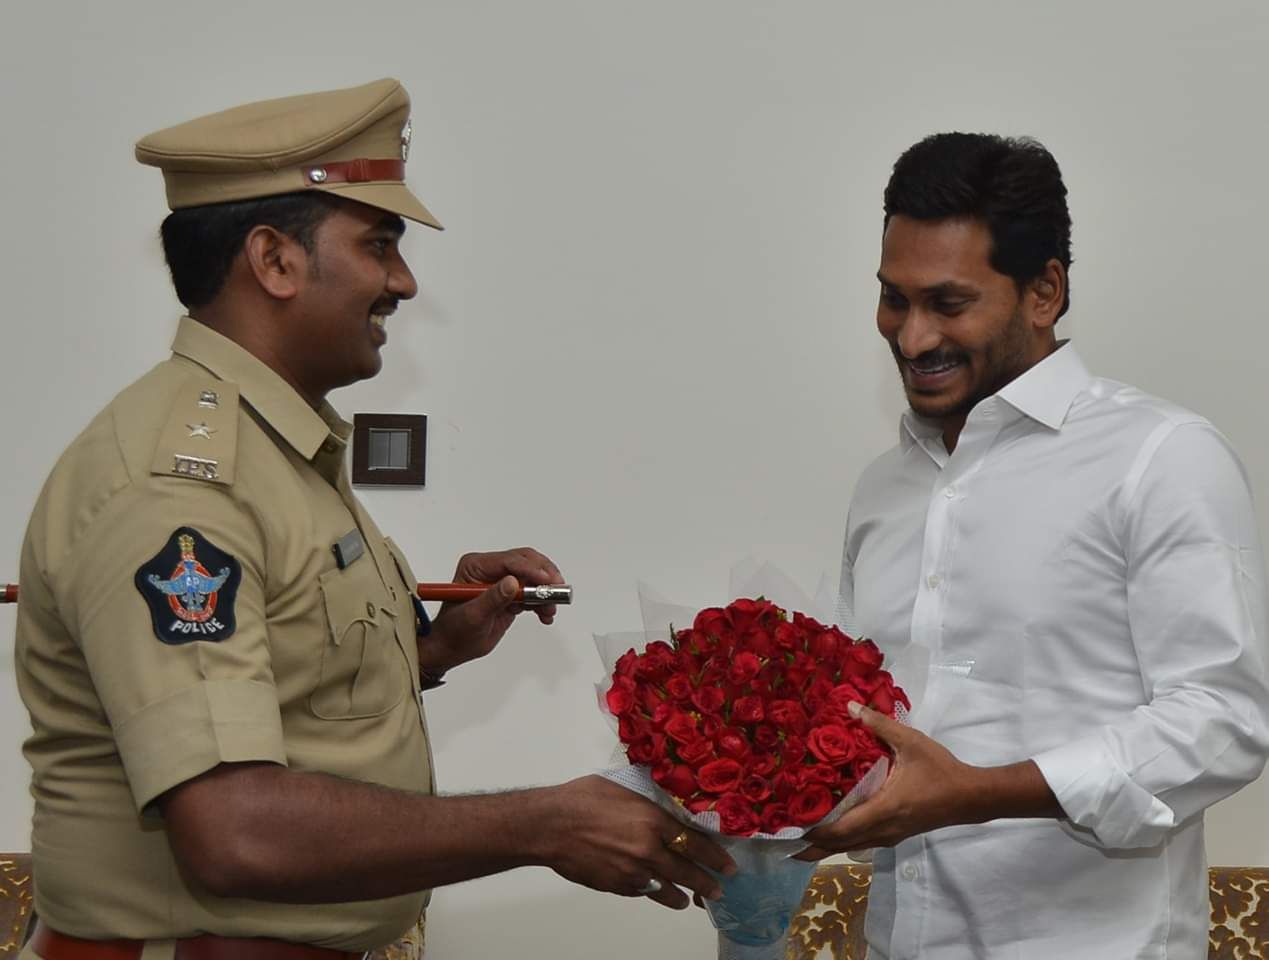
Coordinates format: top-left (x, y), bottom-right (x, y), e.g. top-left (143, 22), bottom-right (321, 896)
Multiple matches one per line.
top-left (135, 527), bottom-right (241, 644)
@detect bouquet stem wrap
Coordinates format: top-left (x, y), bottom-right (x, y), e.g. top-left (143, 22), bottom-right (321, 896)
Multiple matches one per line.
top-left (707, 850), bottom-right (816, 956)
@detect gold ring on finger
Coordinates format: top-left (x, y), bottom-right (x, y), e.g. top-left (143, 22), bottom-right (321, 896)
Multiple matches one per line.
top-left (665, 829), bottom-right (690, 855)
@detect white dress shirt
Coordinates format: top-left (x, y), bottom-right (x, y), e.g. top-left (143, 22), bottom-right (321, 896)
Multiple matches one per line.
top-left (843, 343), bottom-right (1269, 959)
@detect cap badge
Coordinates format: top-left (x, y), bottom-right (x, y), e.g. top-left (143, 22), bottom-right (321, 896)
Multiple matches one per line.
top-left (401, 118), bottom-right (412, 162)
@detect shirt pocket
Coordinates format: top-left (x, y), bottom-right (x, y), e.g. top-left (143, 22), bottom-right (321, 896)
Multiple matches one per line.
top-left (312, 557), bottom-right (407, 720)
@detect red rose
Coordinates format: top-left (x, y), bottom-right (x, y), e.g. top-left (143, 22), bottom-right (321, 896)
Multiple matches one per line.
top-left (733, 695), bottom-right (765, 725)
top-left (691, 685), bottom-right (726, 716)
top-left (772, 770), bottom-right (799, 802)
top-left (685, 796), bottom-right (715, 814)
top-left (614, 649), bottom-right (639, 677)
top-left (827, 682), bottom-right (866, 715)
top-left (760, 802), bottom-right (791, 834)
top-left (678, 737), bottom-right (714, 766)
top-left (652, 761), bottom-right (698, 799)
top-left (789, 785), bottom-right (834, 826)
top-left (773, 622), bottom-right (801, 652)
top-left (767, 700), bottom-right (810, 735)
top-left (806, 671), bottom-right (836, 706)
top-left (716, 728), bottom-right (750, 761)
top-left (753, 723), bottom-right (780, 750)
top-left (638, 683), bottom-right (663, 715)
top-left (628, 733), bottom-right (668, 765)
top-left (666, 673), bottom-right (693, 702)
top-left (700, 715), bottom-right (723, 739)
top-left (793, 611), bottom-right (826, 634)
top-left (848, 724), bottom-right (885, 760)
top-left (742, 626), bottom-right (776, 659)
top-left (841, 639), bottom-right (884, 676)
top-left (748, 752), bottom-right (778, 777)
top-left (650, 702), bottom-right (674, 728)
top-left (782, 735), bottom-right (807, 766)
top-left (605, 676), bottom-right (636, 716)
top-left (664, 711), bottom-right (700, 745)
top-left (868, 673), bottom-right (911, 715)
top-left (810, 705), bottom-right (850, 729)
top-left (810, 630), bottom-right (840, 660)
top-left (727, 651), bottom-right (762, 685)
top-left (740, 773), bottom-right (772, 804)
top-left (715, 791), bottom-right (760, 836)
top-left (807, 724), bottom-right (857, 765)
top-left (694, 607), bottom-right (729, 639)
top-left (727, 598), bottom-right (764, 632)
top-left (697, 758), bottom-right (744, 794)
top-left (798, 763), bottom-right (840, 788)
top-left (618, 713), bottom-right (651, 743)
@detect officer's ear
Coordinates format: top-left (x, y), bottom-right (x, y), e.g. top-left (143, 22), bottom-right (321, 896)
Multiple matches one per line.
top-left (242, 226), bottom-right (306, 301)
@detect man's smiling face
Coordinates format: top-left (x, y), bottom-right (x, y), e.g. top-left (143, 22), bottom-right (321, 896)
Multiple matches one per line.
top-left (876, 215), bottom-right (1044, 436)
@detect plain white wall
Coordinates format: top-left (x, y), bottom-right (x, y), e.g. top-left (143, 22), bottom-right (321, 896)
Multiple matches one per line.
top-left (2, 1), bottom-right (1267, 955)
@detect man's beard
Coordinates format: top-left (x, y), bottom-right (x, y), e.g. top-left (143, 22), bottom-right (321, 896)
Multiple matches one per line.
top-left (893, 305), bottom-right (1031, 421)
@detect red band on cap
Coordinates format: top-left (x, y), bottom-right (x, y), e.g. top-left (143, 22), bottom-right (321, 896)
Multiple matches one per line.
top-left (304, 158), bottom-right (405, 186)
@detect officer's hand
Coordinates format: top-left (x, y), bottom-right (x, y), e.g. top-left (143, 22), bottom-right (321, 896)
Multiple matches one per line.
top-left (424, 547), bottom-right (563, 672)
top-left (542, 775), bottom-right (737, 910)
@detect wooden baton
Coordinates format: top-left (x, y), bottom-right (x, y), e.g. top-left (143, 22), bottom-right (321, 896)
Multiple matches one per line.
top-left (1, 582), bottom-right (572, 606)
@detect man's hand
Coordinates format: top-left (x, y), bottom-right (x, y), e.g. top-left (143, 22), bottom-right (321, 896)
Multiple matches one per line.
top-left (538, 775), bottom-right (738, 911)
top-left (798, 703), bottom-right (1062, 859)
top-left (422, 547), bottom-right (564, 675)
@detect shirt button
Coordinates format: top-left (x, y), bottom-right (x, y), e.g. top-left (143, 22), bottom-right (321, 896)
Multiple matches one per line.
top-left (365, 601), bottom-right (376, 617)
top-left (926, 574), bottom-right (941, 589)
top-left (322, 440), bottom-right (339, 454)
top-left (943, 486), bottom-right (956, 499)
top-left (901, 862), bottom-right (919, 881)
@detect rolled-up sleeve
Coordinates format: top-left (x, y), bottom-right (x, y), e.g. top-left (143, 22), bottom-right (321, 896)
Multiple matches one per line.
top-left (1033, 421), bottom-right (1269, 848)
top-left (58, 477), bottom-right (287, 811)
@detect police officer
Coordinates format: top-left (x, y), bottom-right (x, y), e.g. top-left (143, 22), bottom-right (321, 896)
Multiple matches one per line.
top-left (15, 79), bottom-right (734, 960)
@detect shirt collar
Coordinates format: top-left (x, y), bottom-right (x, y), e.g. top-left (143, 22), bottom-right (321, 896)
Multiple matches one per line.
top-left (898, 340), bottom-right (1091, 453)
top-left (996, 340), bottom-right (1090, 431)
top-left (171, 316), bottom-right (349, 461)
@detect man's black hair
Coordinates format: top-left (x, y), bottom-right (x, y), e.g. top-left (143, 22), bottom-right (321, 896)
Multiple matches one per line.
top-left (884, 133), bottom-right (1073, 318)
top-left (159, 192), bottom-right (345, 309)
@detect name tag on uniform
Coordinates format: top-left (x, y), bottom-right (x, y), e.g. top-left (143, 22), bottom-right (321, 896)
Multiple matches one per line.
top-left (331, 529), bottom-right (365, 569)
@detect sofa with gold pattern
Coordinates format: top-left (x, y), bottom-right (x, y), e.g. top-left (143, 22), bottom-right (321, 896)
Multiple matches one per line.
top-left (1, 855), bottom-right (1265, 958)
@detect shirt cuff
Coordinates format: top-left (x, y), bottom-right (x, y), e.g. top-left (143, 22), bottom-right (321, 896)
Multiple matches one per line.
top-left (114, 678), bottom-right (288, 811)
top-left (1031, 735), bottom-right (1176, 849)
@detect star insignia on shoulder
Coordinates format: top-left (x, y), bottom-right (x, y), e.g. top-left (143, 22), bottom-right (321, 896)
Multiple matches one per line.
top-left (187, 422), bottom-right (217, 440)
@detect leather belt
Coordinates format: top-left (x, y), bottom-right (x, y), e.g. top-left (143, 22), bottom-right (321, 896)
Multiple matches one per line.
top-left (30, 923), bottom-right (367, 960)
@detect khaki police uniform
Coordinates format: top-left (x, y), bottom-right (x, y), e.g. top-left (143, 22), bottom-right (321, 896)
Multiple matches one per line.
top-left (14, 79), bottom-right (443, 958)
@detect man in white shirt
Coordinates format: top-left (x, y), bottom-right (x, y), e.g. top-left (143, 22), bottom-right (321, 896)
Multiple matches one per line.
top-left (803, 133), bottom-right (1269, 958)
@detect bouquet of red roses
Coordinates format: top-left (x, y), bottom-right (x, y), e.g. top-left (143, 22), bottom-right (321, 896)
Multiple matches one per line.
top-left (605, 598), bottom-right (908, 837)
top-left (596, 574), bottom-right (909, 960)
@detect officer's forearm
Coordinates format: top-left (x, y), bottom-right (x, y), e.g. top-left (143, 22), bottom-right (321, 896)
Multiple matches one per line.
top-left (161, 761), bottom-right (566, 902)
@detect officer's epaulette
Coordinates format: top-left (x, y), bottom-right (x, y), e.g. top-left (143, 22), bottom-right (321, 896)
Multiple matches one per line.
top-left (149, 378), bottom-right (240, 486)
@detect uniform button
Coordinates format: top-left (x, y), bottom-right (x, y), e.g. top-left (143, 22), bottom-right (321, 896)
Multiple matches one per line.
top-left (365, 601), bottom-right (376, 617)
top-left (943, 486), bottom-right (956, 499)
top-left (322, 440), bottom-right (339, 454)
top-left (926, 574), bottom-right (941, 589)
top-left (901, 862), bottom-right (918, 881)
